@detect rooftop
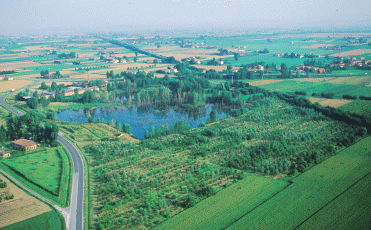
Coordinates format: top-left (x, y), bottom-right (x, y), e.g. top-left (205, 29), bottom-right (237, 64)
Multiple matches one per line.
top-left (12, 139), bottom-right (37, 147)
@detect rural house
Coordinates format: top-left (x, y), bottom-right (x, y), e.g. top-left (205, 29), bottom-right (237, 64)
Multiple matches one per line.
top-left (0, 147), bottom-right (10, 158)
top-left (11, 139), bottom-right (37, 151)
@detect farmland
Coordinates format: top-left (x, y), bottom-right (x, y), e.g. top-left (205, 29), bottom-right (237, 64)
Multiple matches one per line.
top-left (69, 95), bottom-right (367, 229)
top-left (0, 80), bottom-right (32, 92)
top-left (0, 174), bottom-right (52, 228)
top-left (258, 80), bottom-right (371, 97)
top-left (2, 211), bottom-right (63, 230)
top-left (307, 97), bottom-right (353, 108)
top-left (339, 100), bottom-right (371, 116)
top-left (155, 175), bottom-right (288, 230)
top-left (1, 31), bottom-right (371, 230)
top-left (0, 147), bottom-right (72, 207)
top-left (296, 173), bottom-right (371, 230)
top-left (226, 136), bottom-right (371, 229)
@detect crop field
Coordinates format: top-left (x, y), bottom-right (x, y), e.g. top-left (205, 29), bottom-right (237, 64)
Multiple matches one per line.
top-left (259, 80), bottom-right (371, 97)
top-left (69, 73), bottom-right (105, 79)
top-left (338, 100), bottom-right (371, 116)
top-left (155, 175), bottom-right (288, 230)
top-left (330, 49), bottom-right (371, 57)
top-left (70, 96), bottom-right (368, 229)
top-left (296, 173), bottom-right (371, 230)
top-left (222, 54), bottom-right (322, 68)
top-left (248, 79), bottom-right (282, 86)
top-left (0, 174), bottom-right (51, 228)
top-left (2, 211), bottom-right (63, 230)
top-left (301, 43), bottom-right (336, 48)
top-left (226, 136), bottom-right (371, 229)
top-left (1, 147), bottom-right (71, 207)
top-left (0, 80), bottom-right (32, 92)
top-left (293, 76), bottom-right (371, 86)
top-left (307, 98), bottom-right (353, 108)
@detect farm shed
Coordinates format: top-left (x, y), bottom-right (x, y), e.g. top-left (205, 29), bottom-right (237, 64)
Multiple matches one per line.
top-left (0, 147), bottom-right (10, 158)
top-left (11, 139), bottom-right (37, 151)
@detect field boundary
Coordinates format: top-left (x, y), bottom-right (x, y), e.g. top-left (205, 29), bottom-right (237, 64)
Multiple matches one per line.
top-left (293, 169), bottom-right (371, 229)
top-left (221, 180), bottom-right (293, 230)
top-left (0, 171), bottom-right (66, 229)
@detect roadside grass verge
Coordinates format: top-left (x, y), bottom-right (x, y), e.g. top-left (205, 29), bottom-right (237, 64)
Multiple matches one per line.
top-left (0, 146), bottom-right (72, 207)
top-left (154, 175), bottom-right (288, 230)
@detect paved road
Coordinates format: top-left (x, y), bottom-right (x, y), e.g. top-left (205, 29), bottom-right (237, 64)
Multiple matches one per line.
top-left (0, 85), bottom-right (84, 230)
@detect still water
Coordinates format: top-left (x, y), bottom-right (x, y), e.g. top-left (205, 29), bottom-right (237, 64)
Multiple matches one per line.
top-left (56, 104), bottom-right (226, 139)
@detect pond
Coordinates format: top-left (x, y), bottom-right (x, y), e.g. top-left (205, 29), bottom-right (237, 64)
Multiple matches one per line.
top-left (56, 104), bottom-right (227, 139)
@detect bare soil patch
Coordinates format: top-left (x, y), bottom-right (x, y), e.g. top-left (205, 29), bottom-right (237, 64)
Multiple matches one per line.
top-left (70, 73), bottom-right (105, 79)
top-left (0, 174), bottom-right (51, 228)
top-left (0, 80), bottom-right (32, 92)
top-left (318, 99), bottom-right (353, 108)
top-left (330, 49), bottom-right (371, 57)
top-left (326, 76), bottom-right (371, 86)
top-left (248, 79), bottom-right (282, 86)
top-left (302, 44), bottom-right (335, 48)
top-left (292, 77), bottom-right (335, 83)
top-left (0, 61), bottom-right (41, 69)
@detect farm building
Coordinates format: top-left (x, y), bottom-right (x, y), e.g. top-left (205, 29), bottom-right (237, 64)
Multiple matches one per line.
top-left (165, 68), bottom-right (178, 74)
top-left (5, 77), bottom-right (13, 81)
top-left (0, 147), bottom-right (10, 158)
top-left (0, 76), bottom-right (3, 81)
top-left (11, 139), bottom-right (37, 151)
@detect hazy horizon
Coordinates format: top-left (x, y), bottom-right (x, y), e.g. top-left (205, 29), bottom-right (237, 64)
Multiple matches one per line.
top-left (1, 0), bottom-right (371, 35)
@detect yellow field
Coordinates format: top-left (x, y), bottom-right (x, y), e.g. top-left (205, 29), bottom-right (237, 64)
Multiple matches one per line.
top-left (308, 97), bottom-right (325, 103)
top-left (302, 44), bottom-right (335, 48)
top-left (331, 49), bottom-right (371, 57)
top-left (248, 79), bottom-right (282, 86)
top-left (325, 76), bottom-right (371, 86)
top-left (308, 97), bottom-right (353, 108)
top-left (69, 73), bottom-right (105, 79)
top-left (318, 99), bottom-right (353, 108)
top-left (0, 80), bottom-right (32, 92)
top-left (0, 174), bottom-right (51, 228)
top-left (292, 77), bottom-right (335, 83)
top-left (13, 45), bottom-right (54, 52)
top-left (0, 61), bottom-right (41, 69)
top-left (118, 133), bottom-right (139, 143)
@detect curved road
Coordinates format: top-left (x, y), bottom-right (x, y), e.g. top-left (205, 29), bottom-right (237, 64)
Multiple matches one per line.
top-left (0, 85), bottom-right (84, 230)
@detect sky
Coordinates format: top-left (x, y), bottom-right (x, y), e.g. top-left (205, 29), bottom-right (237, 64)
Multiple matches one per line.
top-left (0, 0), bottom-right (370, 34)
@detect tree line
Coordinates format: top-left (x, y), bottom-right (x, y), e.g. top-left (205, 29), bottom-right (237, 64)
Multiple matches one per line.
top-left (0, 111), bottom-right (59, 146)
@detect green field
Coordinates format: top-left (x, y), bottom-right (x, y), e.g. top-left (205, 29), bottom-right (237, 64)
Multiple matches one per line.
top-left (220, 54), bottom-right (325, 68)
top-left (1, 211), bottom-right (63, 230)
top-left (339, 100), bottom-right (371, 116)
top-left (226, 136), bottom-right (371, 229)
top-left (155, 175), bottom-right (288, 230)
top-left (297, 172), bottom-right (371, 230)
top-left (0, 147), bottom-right (71, 207)
top-left (259, 80), bottom-right (371, 97)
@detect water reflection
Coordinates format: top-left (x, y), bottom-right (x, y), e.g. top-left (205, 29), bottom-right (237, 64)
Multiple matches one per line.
top-left (57, 104), bottom-right (227, 139)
